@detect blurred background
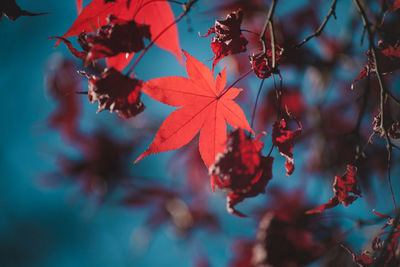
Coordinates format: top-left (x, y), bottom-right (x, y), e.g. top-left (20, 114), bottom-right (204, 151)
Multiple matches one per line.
top-left (1, 0), bottom-right (400, 266)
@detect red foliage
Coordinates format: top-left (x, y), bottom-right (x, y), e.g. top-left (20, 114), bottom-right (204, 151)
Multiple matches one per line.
top-left (307, 165), bottom-right (361, 213)
top-left (136, 51), bottom-right (252, 168)
top-left (57, 0), bottom-right (181, 70)
top-left (272, 117), bottom-right (302, 176)
top-left (352, 40), bottom-right (400, 88)
top-left (80, 67), bottom-right (145, 118)
top-left (202, 9), bottom-right (248, 69)
top-left (250, 46), bottom-right (284, 79)
top-left (40, 0), bottom-right (400, 265)
top-left (54, 16), bottom-right (151, 65)
top-left (210, 129), bottom-right (273, 217)
top-left (229, 189), bottom-right (339, 266)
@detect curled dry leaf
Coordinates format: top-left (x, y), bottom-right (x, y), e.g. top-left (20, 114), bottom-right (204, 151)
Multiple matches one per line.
top-left (53, 16), bottom-right (151, 65)
top-left (84, 16), bottom-right (151, 62)
top-left (80, 68), bottom-right (145, 119)
top-left (373, 113), bottom-right (400, 140)
top-left (250, 46), bottom-right (284, 79)
top-left (343, 210), bottom-right (400, 267)
top-left (341, 245), bottom-right (373, 267)
top-left (201, 9), bottom-right (248, 69)
top-left (209, 129), bottom-right (273, 217)
top-left (229, 189), bottom-right (339, 266)
top-left (352, 40), bottom-right (400, 89)
top-left (307, 165), bottom-right (361, 214)
top-left (136, 51), bottom-right (252, 169)
top-left (272, 117), bottom-right (302, 176)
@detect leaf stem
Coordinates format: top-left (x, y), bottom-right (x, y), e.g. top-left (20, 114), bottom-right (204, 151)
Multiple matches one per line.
top-left (217, 68), bottom-right (253, 99)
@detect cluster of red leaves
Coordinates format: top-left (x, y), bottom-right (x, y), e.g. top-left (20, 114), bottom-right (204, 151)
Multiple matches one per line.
top-left (209, 129), bottom-right (273, 217)
top-left (53, 16), bottom-right (151, 64)
top-left (52, 0), bottom-right (183, 119)
top-left (1, 0), bottom-right (46, 21)
top-left (202, 9), bottom-right (248, 69)
top-left (58, 0), bottom-right (181, 70)
top-left (272, 116), bottom-right (302, 176)
top-left (343, 210), bottom-right (400, 266)
top-left (79, 68), bottom-right (145, 118)
top-left (352, 40), bottom-right (400, 88)
top-left (307, 165), bottom-right (361, 214)
top-left (229, 189), bottom-right (339, 266)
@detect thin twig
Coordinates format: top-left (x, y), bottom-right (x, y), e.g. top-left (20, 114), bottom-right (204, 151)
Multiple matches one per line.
top-left (295, 0), bottom-right (338, 48)
top-left (75, 91), bottom-right (88, 94)
top-left (250, 78), bottom-right (266, 133)
top-left (127, 0), bottom-right (198, 75)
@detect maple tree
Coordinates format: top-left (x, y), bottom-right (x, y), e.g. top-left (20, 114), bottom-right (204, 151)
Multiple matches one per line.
top-left (9, 0), bottom-right (398, 265)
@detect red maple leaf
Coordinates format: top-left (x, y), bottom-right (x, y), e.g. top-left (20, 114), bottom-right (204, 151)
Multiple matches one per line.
top-left (56, 0), bottom-right (181, 70)
top-left (135, 51), bottom-right (252, 168)
top-left (307, 165), bottom-right (361, 214)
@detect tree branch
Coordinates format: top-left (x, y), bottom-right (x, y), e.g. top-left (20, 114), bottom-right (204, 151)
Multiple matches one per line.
top-left (352, 0), bottom-right (397, 210)
top-left (295, 0), bottom-right (338, 48)
top-left (260, 0), bottom-right (278, 69)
